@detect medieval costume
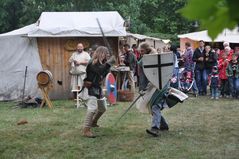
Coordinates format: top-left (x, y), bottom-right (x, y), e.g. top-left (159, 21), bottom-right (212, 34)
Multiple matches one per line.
top-left (69, 50), bottom-right (91, 90)
top-left (81, 46), bottom-right (115, 138)
top-left (136, 42), bottom-right (188, 137)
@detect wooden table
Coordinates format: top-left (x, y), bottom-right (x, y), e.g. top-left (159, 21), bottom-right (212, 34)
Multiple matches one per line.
top-left (111, 66), bottom-right (134, 102)
top-left (111, 66), bottom-right (130, 90)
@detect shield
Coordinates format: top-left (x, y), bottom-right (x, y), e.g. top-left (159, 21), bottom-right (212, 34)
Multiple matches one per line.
top-left (143, 52), bottom-right (174, 89)
top-left (105, 73), bottom-right (117, 104)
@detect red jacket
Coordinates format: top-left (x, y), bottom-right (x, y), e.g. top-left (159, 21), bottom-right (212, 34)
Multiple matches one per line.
top-left (219, 50), bottom-right (234, 61)
top-left (218, 59), bottom-right (229, 79)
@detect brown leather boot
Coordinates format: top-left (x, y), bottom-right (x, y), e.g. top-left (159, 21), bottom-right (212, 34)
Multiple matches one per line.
top-left (83, 127), bottom-right (96, 138)
top-left (83, 111), bottom-right (96, 138)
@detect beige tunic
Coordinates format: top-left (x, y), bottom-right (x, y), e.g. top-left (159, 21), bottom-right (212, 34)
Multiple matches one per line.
top-left (69, 51), bottom-right (91, 90)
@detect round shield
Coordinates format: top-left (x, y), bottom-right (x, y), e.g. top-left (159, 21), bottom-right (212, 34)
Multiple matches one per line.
top-left (105, 73), bottom-right (117, 104)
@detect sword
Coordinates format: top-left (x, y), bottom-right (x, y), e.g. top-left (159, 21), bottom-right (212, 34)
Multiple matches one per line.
top-left (115, 91), bottom-right (145, 125)
top-left (96, 18), bottom-right (113, 56)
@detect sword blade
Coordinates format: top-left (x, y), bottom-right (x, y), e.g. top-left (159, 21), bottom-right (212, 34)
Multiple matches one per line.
top-left (115, 93), bottom-right (143, 125)
top-left (96, 18), bottom-right (113, 55)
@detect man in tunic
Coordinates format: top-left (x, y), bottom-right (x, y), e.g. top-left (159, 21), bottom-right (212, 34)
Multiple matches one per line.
top-left (69, 43), bottom-right (91, 97)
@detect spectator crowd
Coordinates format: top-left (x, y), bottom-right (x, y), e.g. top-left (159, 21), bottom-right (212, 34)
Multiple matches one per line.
top-left (174, 41), bottom-right (239, 99)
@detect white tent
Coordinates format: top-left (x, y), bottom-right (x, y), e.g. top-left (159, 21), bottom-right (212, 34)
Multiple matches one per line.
top-left (0, 24), bottom-right (42, 101)
top-left (0, 11), bottom-right (126, 101)
top-left (29, 12), bottom-right (126, 37)
top-left (178, 27), bottom-right (239, 43)
top-left (126, 32), bottom-right (170, 49)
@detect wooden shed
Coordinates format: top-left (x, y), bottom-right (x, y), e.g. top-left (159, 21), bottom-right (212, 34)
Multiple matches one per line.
top-left (29, 12), bottom-right (126, 99)
top-left (37, 37), bottom-right (119, 99)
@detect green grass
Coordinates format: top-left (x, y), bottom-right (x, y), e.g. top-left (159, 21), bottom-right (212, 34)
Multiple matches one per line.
top-left (0, 96), bottom-right (238, 159)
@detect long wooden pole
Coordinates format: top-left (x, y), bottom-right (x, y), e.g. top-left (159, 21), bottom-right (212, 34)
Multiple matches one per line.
top-left (22, 66), bottom-right (28, 103)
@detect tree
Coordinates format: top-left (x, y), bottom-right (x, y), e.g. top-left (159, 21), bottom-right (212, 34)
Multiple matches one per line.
top-left (179, 0), bottom-right (239, 40)
top-left (0, 0), bottom-right (24, 33)
top-left (140, 0), bottom-right (194, 34)
top-left (0, 0), bottom-right (195, 44)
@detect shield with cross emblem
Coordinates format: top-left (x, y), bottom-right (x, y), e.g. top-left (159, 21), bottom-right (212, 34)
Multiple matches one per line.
top-left (142, 52), bottom-right (174, 89)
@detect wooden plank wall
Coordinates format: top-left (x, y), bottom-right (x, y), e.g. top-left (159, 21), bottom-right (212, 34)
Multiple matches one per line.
top-left (37, 37), bottom-right (118, 99)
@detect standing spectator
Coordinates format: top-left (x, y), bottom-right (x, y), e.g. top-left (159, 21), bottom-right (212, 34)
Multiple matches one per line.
top-left (69, 43), bottom-right (91, 98)
top-left (209, 66), bottom-right (220, 99)
top-left (183, 42), bottom-right (198, 95)
top-left (193, 40), bottom-right (206, 95)
top-left (88, 48), bottom-right (94, 57)
top-left (132, 44), bottom-right (141, 86)
top-left (132, 44), bottom-right (141, 60)
top-left (203, 45), bottom-right (217, 94)
top-left (88, 44), bottom-right (99, 57)
top-left (170, 45), bottom-right (180, 88)
top-left (214, 48), bottom-right (220, 65)
top-left (183, 42), bottom-right (194, 71)
top-left (226, 54), bottom-right (239, 98)
top-left (219, 42), bottom-right (234, 61)
top-left (234, 46), bottom-right (239, 62)
top-left (123, 44), bottom-right (137, 92)
top-left (218, 52), bottom-right (230, 97)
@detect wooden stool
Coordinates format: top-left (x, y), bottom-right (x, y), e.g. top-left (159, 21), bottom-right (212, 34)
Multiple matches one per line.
top-left (39, 84), bottom-right (53, 108)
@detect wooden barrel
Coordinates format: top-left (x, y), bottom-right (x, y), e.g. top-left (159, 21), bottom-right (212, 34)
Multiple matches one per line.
top-left (37, 70), bottom-right (53, 86)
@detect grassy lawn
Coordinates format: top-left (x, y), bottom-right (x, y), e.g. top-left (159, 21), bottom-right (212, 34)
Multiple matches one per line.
top-left (0, 96), bottom-right (238, 159)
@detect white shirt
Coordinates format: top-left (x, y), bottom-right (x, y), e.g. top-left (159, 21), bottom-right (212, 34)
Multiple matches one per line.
top-left (69, 51), bottom-right (91, 72)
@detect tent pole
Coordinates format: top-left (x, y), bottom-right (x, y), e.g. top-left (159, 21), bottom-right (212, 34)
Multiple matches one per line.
top-left (22, 66), bottom-right (28, 103)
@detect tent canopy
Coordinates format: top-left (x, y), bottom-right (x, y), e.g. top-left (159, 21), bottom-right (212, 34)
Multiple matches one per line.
top-left (0, 24), bottom-right (36, 37)
top-left (127, 32), bottom-right (162, 41)
top-left (178, 27), bottom-right (239, 43)
top-left (28, 11), bottom-right (126, 37)
top-left (127, 32), bottom-right (170, 43)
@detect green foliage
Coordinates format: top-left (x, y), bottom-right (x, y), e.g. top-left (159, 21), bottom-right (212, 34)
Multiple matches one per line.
top-left (179, 0), bottom-right (239, 40)
top-left (146, 32), bottom-right (180, 46)
top-left (0, 0), bottom-right (24, 33)
top-left (140, 0), bottom-right (194, 34)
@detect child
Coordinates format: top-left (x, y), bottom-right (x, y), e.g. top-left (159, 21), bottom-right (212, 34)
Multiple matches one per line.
top-left (218, 52), bottom-right (229, 97)
top-left (209, 66), bottom-right (220, 99)
top-left (226, 54), bottom-right (239, 98)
